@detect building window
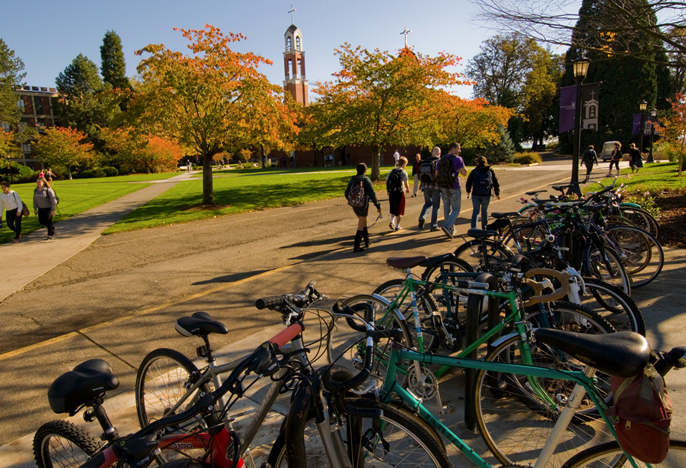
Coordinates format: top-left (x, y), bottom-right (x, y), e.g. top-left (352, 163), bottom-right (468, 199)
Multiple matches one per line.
top-left (18, 99), bottom-right (25, 111)
top-left (287, 59), bottom-right (292, 79)
top-left (1, 122), bottom-right (9, 132)
top-left (22, 143), bottom-right (31, 153)
top-left (287, 37), bottom-right (292, 51)
top-left (296, 36), bottom-right (301, 50)
top-left (34, 96), bottom-right (44, 115)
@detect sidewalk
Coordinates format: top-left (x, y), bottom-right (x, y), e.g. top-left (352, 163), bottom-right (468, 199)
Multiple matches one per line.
top-left (0, 172), bottom-right (196, 302)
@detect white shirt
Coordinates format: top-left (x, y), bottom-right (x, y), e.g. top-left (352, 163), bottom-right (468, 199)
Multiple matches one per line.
top-left (0, 190), bottom-right (22, 215)
top-left (393, 151), bottom-right (400, 164)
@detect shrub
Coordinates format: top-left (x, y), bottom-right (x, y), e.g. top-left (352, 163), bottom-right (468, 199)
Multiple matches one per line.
top-left (79, 168), bottom-right (107, 178)
top-left (1, 162), bottom-right (38, 183)
top-left (102, 167), bottom-right (119, 177)
top-left (514, 152), bottom-right (543, 165)
top-left (624, 192), bottom-right (661, 220)
top-left (546, 141), bottom-right (559, 151)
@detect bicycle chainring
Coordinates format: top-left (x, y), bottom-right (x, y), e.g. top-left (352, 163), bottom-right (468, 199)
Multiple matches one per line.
top-left (407, 365), bottom-right (438, 399)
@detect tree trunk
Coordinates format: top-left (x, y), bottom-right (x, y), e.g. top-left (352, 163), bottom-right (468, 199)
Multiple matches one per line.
top-left (370, 145), bottom-right (381, 181)
top-left (202, 154), bottom-right (214, 205)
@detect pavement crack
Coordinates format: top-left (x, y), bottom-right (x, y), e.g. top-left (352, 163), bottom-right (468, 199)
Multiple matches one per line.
top-left (76, 331), bottom-right (137, 370)
top-left (20, 313), bottom-right (41, 326)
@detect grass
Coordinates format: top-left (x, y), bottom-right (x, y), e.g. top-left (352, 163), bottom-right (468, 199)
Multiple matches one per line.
top-left (61, 172), bottom-right (182, 184)
top-left (0, 180), bottom-right (152, 244)
top-left (584, 162), bottom-right (686, 195)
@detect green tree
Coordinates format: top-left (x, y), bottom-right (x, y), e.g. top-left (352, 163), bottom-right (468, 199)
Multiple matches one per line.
top-left (0, 38), bottom-right (25, 126)
top-left (100, 30), bottom-right (131, 90)
top-left (488, 124), bottom-right (515, 162)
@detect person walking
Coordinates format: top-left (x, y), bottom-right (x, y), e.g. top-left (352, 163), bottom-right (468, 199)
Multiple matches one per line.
top-left (411, 153), bottom-right (421, 197)
top-left (393, 149), bottom-right (400, 167)
top-left (607, 142), bottom-right (622, 176)
top-left (0, 181), bottom-right (24, 243)
top-left (437, 142), bottom-right (467, 239)
top-left (386, 156), bottom-right (410, 231)
top-left (33, 178), bottom-right (57, 240)
top-left (345, 163), bottom-right (381, 252)
top-left (581, 145), bottom-right (599, 183)
top-left (417, 147), bottom-right (442, 231)
top-left (466, 156), bottom-right (500, 230)
top-left (628, 143), bottom-right (643, 177)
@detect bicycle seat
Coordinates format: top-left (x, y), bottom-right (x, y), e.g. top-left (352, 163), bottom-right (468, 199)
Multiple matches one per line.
top-left (175, 311), bottom-right (229, 338)
top-left (552, 184), bottom-right (574, 192)
top-left (534, 329), bottom-right (651, 378)
top-left (525, 190), bottom-right (547, 196)
top-left (420, 254), bottom-right (456, 269)
top-left (467, 229), bottom-right (499, 239)
top-left (48, 359), bottom-right (120, 415)
top-left (386, 256), bottom-right (427, 270)
top-left (492, 212), bottom-right (521, 219)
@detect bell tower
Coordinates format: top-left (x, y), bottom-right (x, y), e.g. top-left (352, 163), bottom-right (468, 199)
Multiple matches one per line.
top-left (283, 23), bottom-right (309, 106)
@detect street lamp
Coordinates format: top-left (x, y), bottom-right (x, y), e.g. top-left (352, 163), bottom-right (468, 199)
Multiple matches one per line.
top-left (648, 107), bottom-right (657, 163)
top-left (639, 100), bottom-right (647, 155)
top-left (571, 55), bottom-right (590, 195)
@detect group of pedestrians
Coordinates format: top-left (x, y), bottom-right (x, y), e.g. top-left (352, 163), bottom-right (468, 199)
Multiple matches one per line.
top-left (345, 142), bottom-right (501, 251)
top-left (581, 142), bottom-right (644, 182)
top-left (0, 174), bottom-right (58, 244)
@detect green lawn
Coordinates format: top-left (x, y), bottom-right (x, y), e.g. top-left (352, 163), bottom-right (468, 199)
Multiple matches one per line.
top-left (585, 162), bottom-right (686, 195)
top-left (62, 172), bottom-right (182, 184)
top-left (105, 168), bottom-right (403, 234)
top-left (1, 180), bottom-right (152, 244)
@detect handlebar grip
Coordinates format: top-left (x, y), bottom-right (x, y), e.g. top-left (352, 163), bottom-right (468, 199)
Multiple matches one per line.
top-left (269, 322), bottom-right (304, 349)
top-left (522, 268), bottom-right (571, 306)
top-left (255, 296), bottom-right (285, 310)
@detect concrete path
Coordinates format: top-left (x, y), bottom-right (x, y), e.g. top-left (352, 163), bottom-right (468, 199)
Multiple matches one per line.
top-left (0, 172), bottom-right (197, 302)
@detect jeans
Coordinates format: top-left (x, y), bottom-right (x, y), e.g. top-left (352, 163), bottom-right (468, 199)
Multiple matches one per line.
top-left (38, 207), bottom-right (55, 236)
top-left (441, 188), bottom-right (462, 232)
top-left (412, 174), bottom-right (420, 196)
top-left (419, 187), bottom-right (441, 227)
top-left (470, 195), bottom-right (491, 230)
top-left (6, 209), bottom-right (22, 239)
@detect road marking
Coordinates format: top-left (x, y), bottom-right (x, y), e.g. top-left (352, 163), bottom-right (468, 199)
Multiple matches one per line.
top-left (0, 173), bottom-right (572, 361)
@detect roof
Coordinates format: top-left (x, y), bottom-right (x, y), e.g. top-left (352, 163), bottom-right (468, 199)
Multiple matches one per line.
top-left (285, 24), bottom-right (300, 35)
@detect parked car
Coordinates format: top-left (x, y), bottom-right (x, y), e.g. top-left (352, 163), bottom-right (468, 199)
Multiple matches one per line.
top-left (600, 141), bottom-right (621, 161)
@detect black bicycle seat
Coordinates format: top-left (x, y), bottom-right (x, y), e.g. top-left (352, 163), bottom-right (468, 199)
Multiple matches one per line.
top-left (386, 256), bottom-right (427, 270)
top-left (420, 254), bottom-right (455, 269)
top-left (525, 190), bottom-right (547, 196)
top-left (552, 184), bottom-right (574, 192)
top-left (467, 229), bottom-right (499, 239)
top-left (534, 329), bottom-right (651, 378)
top-left (175, 311), bottom-right (229, 338)
top-left (48, 359), bottom-right (120, 415)
top-left (492, 212), bottom-right (521, 219)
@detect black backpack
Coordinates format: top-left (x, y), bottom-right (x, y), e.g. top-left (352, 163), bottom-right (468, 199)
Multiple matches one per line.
top-left (386, 168), bottom-right (404, 193)
top-left (472, 168), bottom-right (493, 196)
top-left (436, 155), bottom-right (457, 189)
top-left (418, 157), bottom-right (439, 183)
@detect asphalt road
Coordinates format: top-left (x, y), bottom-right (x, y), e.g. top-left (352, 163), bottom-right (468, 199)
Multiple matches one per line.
top-left (0, 160), bottom-right (611, 445)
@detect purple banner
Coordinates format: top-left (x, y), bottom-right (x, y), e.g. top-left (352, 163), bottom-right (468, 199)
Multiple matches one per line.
top-left (559, 86), bottom-right (576, 134)
top-left (632, 114), bottom-right (642, 136)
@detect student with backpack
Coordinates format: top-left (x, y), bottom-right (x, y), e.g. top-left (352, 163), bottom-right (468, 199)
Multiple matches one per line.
top-left (386, 156), bottom-right (410, 231)
top-left (417, 146), bottom-right (442, 231)
top-left (436, 142), bottom-right (467, 239)
top-left (345, 163), bottom-right (381, 252)
top-left (581, 145), bottom-right (599, 183)
top-left (466, 156), bottom-right (500, 230)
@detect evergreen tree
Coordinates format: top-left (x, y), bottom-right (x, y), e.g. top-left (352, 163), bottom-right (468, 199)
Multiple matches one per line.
top-left (100, 30), bottom-right (131, 90)
top-left (489, 125), bottom-right (515, 162)
top-left (0, 38), bottom-right (25, 126)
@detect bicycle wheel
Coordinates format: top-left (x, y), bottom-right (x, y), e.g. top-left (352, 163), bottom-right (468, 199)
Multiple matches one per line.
top-left (267, 398), bottom-right (451, 467)
top-left (561, 439), bottom-right (686, 467)
top-left (585, 246), bottom-right (631, 296)
top-left (606, 225), bottom-right (664, 288)
top-left (34, 420), bottom-right (101, 468)
top-left (616, 205), bottom-right (659, 239)
top-left (573, 277), bottom-right (646, 335)
top-left (473, 323), bottom-right (616, 468)
top-left (135, 348), bottom-right (214, 430)
top-left (453, 239), bottom-right (514, 272)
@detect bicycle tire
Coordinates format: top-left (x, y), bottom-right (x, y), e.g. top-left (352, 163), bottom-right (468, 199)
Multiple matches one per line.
top-left (585, 245), bottom-right (631, 296)
top-left (606, 225), bottom-right (664, 288)
top-left (473, 310), bottom-right (616, 468)
top-left (267, 398), bottom-right (452, 467)
top-left (616, 205), bottom-right (659, 239)
top-left (453, 239), bottom-right (514, 272)
top-left (135, 348), bottom-right (215, 430)
top-left (573, 277), bottom-right (646, 335)
top-left (34, 420), bottom-right (101, 468)
top-left (561, 438), bottom-right (686, 468)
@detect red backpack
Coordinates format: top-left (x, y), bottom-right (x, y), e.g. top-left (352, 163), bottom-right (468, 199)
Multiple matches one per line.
top-left (607, 365), bottom-right (673, 464)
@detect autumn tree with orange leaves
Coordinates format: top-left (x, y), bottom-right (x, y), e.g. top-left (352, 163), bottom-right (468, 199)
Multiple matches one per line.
top-left (133, 25), bottom-right (298, 205)
top-left (311, 45), bottom-right (468, 181)
top-left (100, 128), bottom-right (184, 173)
top-left (34, 127), bottom-right (93, 179)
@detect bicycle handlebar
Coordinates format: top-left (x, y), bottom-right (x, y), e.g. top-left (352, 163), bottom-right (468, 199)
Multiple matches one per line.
top-left (522, 268), bottom-right (571, 306)
top-left (255, 281), bottom-right (322, 310)
top-left (269, 322), bottom-right (304, 349)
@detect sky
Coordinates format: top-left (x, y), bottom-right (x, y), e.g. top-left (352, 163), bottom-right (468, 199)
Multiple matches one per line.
top-left (0, 0), bottom-right (529, 99)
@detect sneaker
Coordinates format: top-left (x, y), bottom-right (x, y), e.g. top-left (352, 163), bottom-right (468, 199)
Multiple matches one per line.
top-left (430, 225), bottom-right (438, 232)
top-left (396, 225), bottom-right (403, 231)
top-left (441, 225), bottom-right (454, 239)
top-left (12, 238), bottom-right (19, 243)
top-left (389, 222), bottom-right (395, 231)
top-left (418, 220), bottom-right (425, 230)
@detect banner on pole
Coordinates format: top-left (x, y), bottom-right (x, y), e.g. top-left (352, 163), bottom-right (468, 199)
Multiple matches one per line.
top-left (632, 114), bottom-right (642, 136)
top-left (559, 86), bottom-right (576, 134)
top-left (559, 83), bottom-right (600, 134)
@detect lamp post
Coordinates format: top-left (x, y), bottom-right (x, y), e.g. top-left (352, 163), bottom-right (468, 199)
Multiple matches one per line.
top-left (639, 100), bottom-right (647, 155)
top-left (570, 55), bottom-right (590, 196)
top-left (648, 107), bottom-right (657, 163)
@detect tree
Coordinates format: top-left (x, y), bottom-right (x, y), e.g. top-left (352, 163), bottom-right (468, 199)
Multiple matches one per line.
top-left (489, 124), bottom-right (516, 162)
top-left (663, 93), bottom-right (686, 174)
top-left (34, 126), bottom-right (93, 179)
top-left (0, 130), bottom-right (20, 161)
top-left (313, 45), bottom-right (466, 180)
top-left (133, 25), bottom-right (297, 205)
top-left (474, 0), bottom-right (686, 64)
top-left (0, 38), bottom-right (25, 126)
top-left (99, 127), bottom-right (184, 173)
top-left (100, 30), bottom-right (131, 90)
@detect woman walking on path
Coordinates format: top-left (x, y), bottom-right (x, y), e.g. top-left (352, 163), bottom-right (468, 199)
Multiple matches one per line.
top-left (581, 145), bottom-right (599, 182)
top-left (411, 153), bottom-right (421, 197)
top-left (386, 156), bottom-right (410, 231)
top-left (345, 163), bottom-right (381, 252)
top-left (33, 178), bottom-right (57, 240)
top-left (628, 143), bottom-right (643, 176)
top-left (0, 181), bottom-right (24, 243)
top-left (607, 142), bottom-right (622, 176)
top-left (466, 156), bottom-right (500, 230)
